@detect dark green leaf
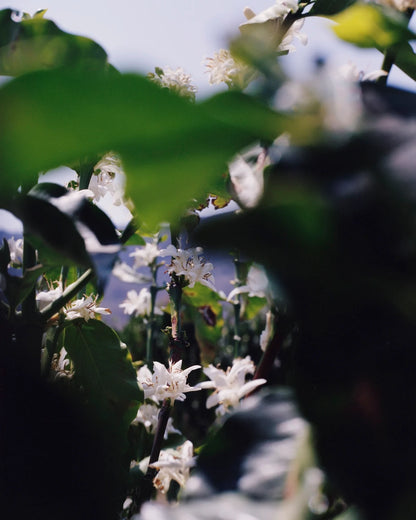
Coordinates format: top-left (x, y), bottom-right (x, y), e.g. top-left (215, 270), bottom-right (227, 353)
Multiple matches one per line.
top-left (63, 319), bottom-right (142, 425)
top-left (183, 283), bottom-right (225, 363)
top-left (5, 264), bottom-right (43, 310)
top-left (394, 42), bottom-right (416, 81)
top-left (307, 0), bottom-right (356, 17)
top-left (0, 8), bottom-right (108, 76)
top-left (12, 183), bottom-right (120, 291)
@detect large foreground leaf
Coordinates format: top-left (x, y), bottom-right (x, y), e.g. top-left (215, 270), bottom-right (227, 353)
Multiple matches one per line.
top-left (0, 8), bottom-right (108, 75)
top-left (0, 69), bottom-right (285, 225)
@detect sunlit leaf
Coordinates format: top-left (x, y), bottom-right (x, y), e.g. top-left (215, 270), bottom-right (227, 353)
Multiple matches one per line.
top-left (331, 3), bottom-right (415, 49)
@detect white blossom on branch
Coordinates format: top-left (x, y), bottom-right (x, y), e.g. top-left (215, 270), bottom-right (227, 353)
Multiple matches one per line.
top-left (137, 360), bottom-right (201, 404)
top-left (63, 295), bottom-right (111, 321)
top-left (198, 356), bottom-right (267, 415)
top-left (119, 288), bottom-right (162, 318)
top-left (149, 440), bottom-right (196, 493)
top-left (133, 403), bottom-right (181, 438)
top-left (160, 244), bottom-right (215, 290)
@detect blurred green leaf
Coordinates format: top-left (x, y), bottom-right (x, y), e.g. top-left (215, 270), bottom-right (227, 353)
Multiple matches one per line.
top-left (4, 264), bottom-right (43, 311)
top-left (0, 69), bottom-right (285, 226)
top-left (307, 0), bottom-right (356, 16)
top-left (331, 3), bottom-right (415, 49)
top-left (12, 183), bottom-right (120, 290)
top-left (0, 8), bottom-right (108, 75)
top-left (243, 295), bottom-right (267, 321)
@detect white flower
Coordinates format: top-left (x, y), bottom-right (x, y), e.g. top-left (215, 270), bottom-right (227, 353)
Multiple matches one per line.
top-left (280, 18), bottom-right (308, 53)
top-left (338, 61), bottom-right (388, 83)
top-left (119, 288), bottom-right (162, 318)
top-left (129, 242), bottom-right (160, 269)
top-left (243, 0), bottom-right (299, 23)
top-left (228, 264), bottom-right (270, 303)
top-left (112, 262), bottom-right (152, 284)
top-left (64, 294), bottom-right (111, 321)
top-left (240, 1), bottom-right (307, 54)
top-left (149, 66), bottom-right (197, 100)
top-left (204, 49), bottom-right (254, 89)
top-left (198, 356), bottom-right (267, 415)
top-left (260, 310), bottom-right (275, 352)
top-left (229, 145), bottom-right (269, 208)
top-left (36, 281), bottom-right (63, 311)
top-left (7, 237), bottom-right (24, 266)
top-left (159, 245), bottom-right (215, 290)
top-left (137, 360), bottom-right (201, 404)
top-left (376, 0), bottom-right (416, 10)
top-left (149, 440), bottom-right (196, 493)
top-left (133, 403), bottom-right (181, 438)
top-left (88, 153), bottom-right (126, 206)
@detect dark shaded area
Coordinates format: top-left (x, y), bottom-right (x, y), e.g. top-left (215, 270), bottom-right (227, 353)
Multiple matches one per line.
top-left (196, 82), bottom-right (416, 520)
top-left (0, 317), bottom-right (125, 520)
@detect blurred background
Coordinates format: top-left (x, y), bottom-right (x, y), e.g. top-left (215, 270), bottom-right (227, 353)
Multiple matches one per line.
top-left (4, 0), bottom-right (415, 93)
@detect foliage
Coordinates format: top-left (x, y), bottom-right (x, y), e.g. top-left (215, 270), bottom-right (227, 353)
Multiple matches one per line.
top-left (1, 2), bottom-right (416, 520)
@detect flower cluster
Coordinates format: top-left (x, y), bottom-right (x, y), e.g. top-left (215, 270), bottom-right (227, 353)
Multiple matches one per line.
top-left (149, 440), bottom-right (196, 493)
top-left (64, 295), bottom-right (111, 321)
top-left (7, 237), bottom-right (24, 267)
top-left (204, 49), bottom-right (254, 89)
top-left (119, 288), bottom-right (162, 318)
top-left (198, 356), bottom-right (267, 416)
top-left (36, 281), bottom-right (63, 311)
top-left (160, 244), bottom-right (215, 290)
top-left (134, 403), bottom-right (181, 438)
top-left (137, 360), bottom-right (201, 403)
top-left (89, 153), bottom-right (126, 206)
top-left (129, 241), bottom-right (160, 269)
top-left (148, 66), bottom-right (197, 100)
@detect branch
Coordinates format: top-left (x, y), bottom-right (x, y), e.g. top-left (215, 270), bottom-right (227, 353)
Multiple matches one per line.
top-left (40, 268), bottom-right (94, 322)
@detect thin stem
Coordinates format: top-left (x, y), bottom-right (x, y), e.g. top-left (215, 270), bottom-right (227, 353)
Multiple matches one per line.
top-left (145, 271), bottom-right (159, 366)
top-left (145, 399), bottom-right (171, 479)
top-left (233, 301), bottom-right (242, 358)
top-left (168, 275), bottom-right (184, 363)
top-left (40, 268), bottom-right (94, 322)
top-left (232, 254), bottom-right (244, 358)
top-left (248, 310), bottom-right (292, 397)
top-left (21, 234), bottom-right (38, 320)
top-left (377, 9), bottom-right (414, 86)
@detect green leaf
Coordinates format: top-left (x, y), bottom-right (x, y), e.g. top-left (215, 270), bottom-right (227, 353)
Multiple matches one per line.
top-left (307, 0), bottom-right (356, 17)
top-left (183, 283), bottom-right (225, 363)
top-left (0, 8), bottom-right (108, 76)
top-left (243, 295), bottom-right (267, 320)
top-left (0, 69), bottom-right (286, 225)
top-left (331, 3), bottom-right (416, 49)
top-left (63, 319), bottom-right (142, 425)
top-left (394, 42), bottom-right (416, 81)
